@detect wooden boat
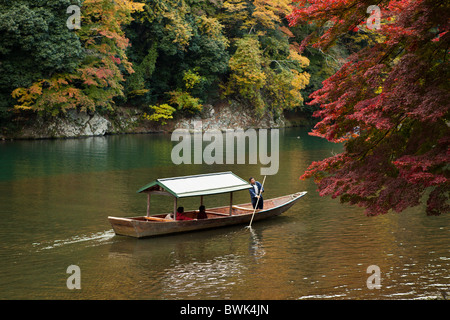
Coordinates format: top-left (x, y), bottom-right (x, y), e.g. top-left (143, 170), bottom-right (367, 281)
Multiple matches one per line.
top-left (108, 172), bottom-right (307, 238)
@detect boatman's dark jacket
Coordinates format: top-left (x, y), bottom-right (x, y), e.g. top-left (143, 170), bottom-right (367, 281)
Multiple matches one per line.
top-left (249, 181), bottom-right (264, 209)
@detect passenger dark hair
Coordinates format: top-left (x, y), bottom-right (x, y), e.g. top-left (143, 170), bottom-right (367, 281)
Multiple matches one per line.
top-left (199, 205), bottom-right (205, 211)
top-left (177, 206), bottom-right (184, 213)
top-left (249, 177), bottom-right (254, 181)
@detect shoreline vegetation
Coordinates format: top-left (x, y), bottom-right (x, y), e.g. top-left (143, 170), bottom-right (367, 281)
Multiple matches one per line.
top-left (0, 99), bottom-right (315, 141)
top-left (0, 0), bottom-right (335, 141)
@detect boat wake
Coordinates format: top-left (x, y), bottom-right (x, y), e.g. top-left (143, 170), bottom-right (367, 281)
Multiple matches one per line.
top-left (32, 229), bottom-right (115, 251)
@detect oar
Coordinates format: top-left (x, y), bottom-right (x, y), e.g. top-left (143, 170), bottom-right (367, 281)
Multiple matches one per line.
top-left (246, 175), bottom-right (266, 229)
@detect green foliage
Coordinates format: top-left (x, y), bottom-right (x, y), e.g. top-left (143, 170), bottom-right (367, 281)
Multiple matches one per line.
top-left (126, 44), bottom-right (158, 99)
top-left (7, 0), bottom-right (144, 117)
top-left (218, 0), bottom-right (312, 116)
top-left (183, 69), bottom-right (203, 90)
top-left (265, 68), bottom-right (310, 116)
top-left (226, 36), bottom-right (267, 113)
top-left (224, 30), bottom-right (311, 115)
top-left (0, 0), bottom-right (84, 122)
top-left (126, 0), bottom-right (229, 106)
top-left (168, 90), bottom-right (202, 114)
top-left (1, 0), bottom-right (327, 130)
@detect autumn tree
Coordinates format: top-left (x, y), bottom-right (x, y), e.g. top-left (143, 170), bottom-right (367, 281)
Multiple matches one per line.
top-left (221, 0), bottom-right (311, 116)
top-left (124, 0), bottom-right (229, 114)
top-left (10, 0), bottom-right (144, 116)
top-left (288, 0), bottom-right (449, 215)
top-left (0, 0), bottom-right (84, 129)
top-left (226, 36), bottom-right (267, 112)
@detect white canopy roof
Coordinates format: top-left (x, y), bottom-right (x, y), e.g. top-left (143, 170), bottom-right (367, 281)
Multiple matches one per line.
top-left (137, 172), bottom-right (251, 198)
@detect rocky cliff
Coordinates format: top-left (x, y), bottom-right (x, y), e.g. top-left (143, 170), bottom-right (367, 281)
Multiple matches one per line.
top-left (3, 100), bottom-right (311, 140)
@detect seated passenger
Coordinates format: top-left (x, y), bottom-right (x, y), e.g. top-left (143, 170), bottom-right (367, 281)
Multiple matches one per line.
top-left (176, 206), bottom-right (194, 221)
top-left (197, 205), bottom-right (207, 219)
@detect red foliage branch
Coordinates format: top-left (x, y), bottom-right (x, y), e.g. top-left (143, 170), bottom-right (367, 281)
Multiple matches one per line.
top-left (288, 0), bottom-right (449, 215)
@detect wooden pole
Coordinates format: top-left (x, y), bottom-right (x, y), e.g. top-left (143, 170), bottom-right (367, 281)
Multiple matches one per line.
top-left (200, 195), bottom-right (204, 206)
top-left (248, 175), bottom-right (266, 228)
top-left (229, 192), bottom-right (233, 216)
top-left (147, 193), bottom-right (151, 217)
top-left (173, 197), bottom-right (178, 220)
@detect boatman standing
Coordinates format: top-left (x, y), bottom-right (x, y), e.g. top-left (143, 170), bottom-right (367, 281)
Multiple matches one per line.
top-left (249, 177), bottom-right (264, 209)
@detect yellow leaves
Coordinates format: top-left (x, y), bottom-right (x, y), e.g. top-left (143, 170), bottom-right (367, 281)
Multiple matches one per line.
top-left (252, 9), bottom-right (279, 30)
top-left (226, 36), bottom-right (269, 114)
top-left (197, 16), bottom-right (229, 48)
top-left (128, 89), bottom-right (150, 97)
top-left (114, 0), bottom-right (145, 13)
top-left (251, 0), bottom-right (290, 30)
top-left (197, 16), bottom-right (221, 36)
top-left (223, 0), bottom-right (248, 15)
top-left (288, 48), bottom-right (310, 68)
top-left (165, 15), bottom-right (193, 48)
top-left (11, 81), bottom-right (44, 111)
top-left (159, 0), bottom-right (193, 50)
top-left (375, 86), bottom-right (383, 94)
top-left (228, 37), bottom-right (267, 95)
top-left (167, 90), bottom-right (203, 114)
top-left (83, 0), bottom-right (144, 26)
top-left (221, 0), bottom-right (290, 32)
top-left (291, 70), bottom-right (310, 91)
top-left (183, 69), bottom-right (203, 90)
top-left (352, 30), bottom-right (386, 47)
top-left (13, 105), bottom-right (34, 111)
top-left (234, 0), bottom-right (291, 32)
top-left (143, 104), bottom-right (176, 125)
top-left (289, 69), bottom-right (311, 106)
top-left (263, 66), bottom-right (310, 113)
top-left (220, 0), bottom-right (250, 31)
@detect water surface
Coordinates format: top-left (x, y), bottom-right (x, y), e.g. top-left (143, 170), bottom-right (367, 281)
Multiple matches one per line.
top-left (0, 128), bottom-right (448, 299)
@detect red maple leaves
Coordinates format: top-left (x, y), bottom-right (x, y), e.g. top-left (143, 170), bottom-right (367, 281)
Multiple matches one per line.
top-left (290, 0), bottom-right (449, 215)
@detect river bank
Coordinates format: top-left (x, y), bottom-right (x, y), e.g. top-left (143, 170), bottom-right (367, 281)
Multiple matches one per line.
top-left (1, 100), bottom-right (314, 140)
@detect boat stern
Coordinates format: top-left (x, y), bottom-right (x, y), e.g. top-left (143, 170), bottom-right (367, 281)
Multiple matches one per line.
top-left (108, 216), bottom-right (143, 238)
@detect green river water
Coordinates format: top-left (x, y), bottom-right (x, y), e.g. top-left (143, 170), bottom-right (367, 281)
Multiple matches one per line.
top-left (0, 127), bottom-right (448, 299)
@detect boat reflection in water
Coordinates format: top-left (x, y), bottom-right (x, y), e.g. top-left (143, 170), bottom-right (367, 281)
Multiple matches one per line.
top-left (161, 253), bottom-right (245, 299)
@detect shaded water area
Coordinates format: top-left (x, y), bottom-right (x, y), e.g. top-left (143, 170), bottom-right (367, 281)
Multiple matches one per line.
top-left (0, 127), bottom-right (448, 299)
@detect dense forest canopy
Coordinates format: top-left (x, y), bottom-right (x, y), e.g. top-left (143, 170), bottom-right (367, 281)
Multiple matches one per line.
top-left (1, 0), bottom-right (335, 128)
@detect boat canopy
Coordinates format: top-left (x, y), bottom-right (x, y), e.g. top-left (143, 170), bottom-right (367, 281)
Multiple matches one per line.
top-left (137, 172), bottom-right (251, 198)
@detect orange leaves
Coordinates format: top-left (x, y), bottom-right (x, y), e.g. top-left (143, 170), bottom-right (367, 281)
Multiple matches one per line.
top-left (65, 87), bottom-right (79, 99)
top-left (11, 0), bottom-right (143, 115)
top-left (12, 74), bottom-right (93, 115)
top-left (279, 26), bottom-right (294, 38)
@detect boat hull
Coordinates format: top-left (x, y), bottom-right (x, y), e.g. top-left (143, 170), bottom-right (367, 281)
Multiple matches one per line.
top-left (108, 192), bottom-right (307, 238)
